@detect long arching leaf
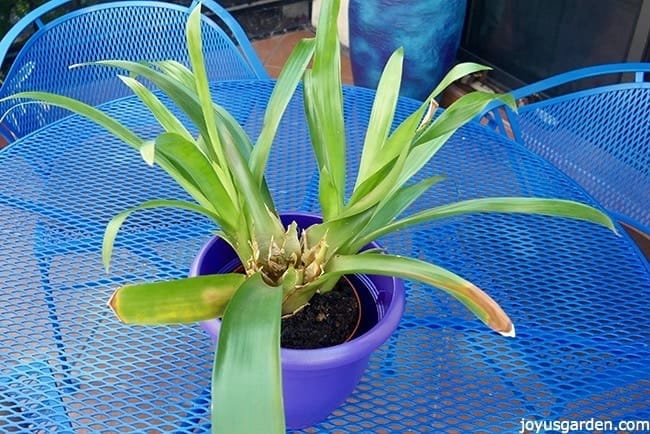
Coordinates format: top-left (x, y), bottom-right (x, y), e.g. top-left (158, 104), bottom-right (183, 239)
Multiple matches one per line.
top-left (325, 253), bottom-right (515, 337)
top-left (355, 197), bottom-right (618, 247)
top-left (102, 199), bottom-right (222, 272)
top-left (117, 75), bottom-right (194, 141)
top-left (416, 91), bottom-right (515, 144)
top-left (0, 90), bottom-right (218, 211)
top-left (0, 91), bottom-right (142, 148)
top-left (370, 63), bottom-right (495, 173)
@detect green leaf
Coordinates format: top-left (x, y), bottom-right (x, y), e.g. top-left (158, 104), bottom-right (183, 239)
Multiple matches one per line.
top-left (341, 166), bottom-right (403, 218)
top-left (0, 91), bottom-right (143, 149)
top-left (108, 273), bottom-right (245, 324)
top-left (347, 158), bottom-right (396, 207)
top-left (377, 101), bottom-right (429, 169)
top-left (154, 132), bottom-right (239, 227)
top-left (279, 265), bottom-right (302, 302)
top-left (154, 60), bottom-right (258, 165)
top-left (76, 60), bottom-right (246, 175)
top-left (115, 59), bottom-right (269, 213)
top-left (212, 273), bottom-right (284, 434)
top-left (342, 145), bottom-right (410, 218)
top-left (368, 62), bottom-right (493, 173)
top-left (156, 151), bottom-right (221, 213)
top-left (344, 175), bottom-right (446, 253)
top-left (184, 7), bottom-right (283, 246)
top-left (307, 0), bottom-right (346, 218)
top-left (154, 60), bottom-right (196, 90)
top-left (355, 48), bottom-right (404, 186)
top-left (356, 197), bottom-right (618, 247)
top-left (172, 23), bottom-right (264, 206)
top-left (318, 165), bottom-right (340, 221)
top-left (214, 114), bottom-right (286, 250)
top-left (2, 90), bottom-right (218, 213)
top-left (396, 132), bottom-right (454, 188)
top-left (186, 4), bottom-right (227, 167)
top-left (325, 253), bottom-right (515, 337)
top-left (379, 92), bottom-right (514, 204)
top-left (82, 59), bottom-right (213, 154)
top-left (428, 62), bottom-right (492, 100)
top-left (83, 58), bottom-right (230, 178)
top-left (211, 97), bottom-right (279, 209)
top-left (304, 71), bottom-right (338, 220)
top-left (304, 207), bottom-right (374, 259)
top-left (417, 92), bottom-right (515, 144)
top-left (250, 37), bottom-right (316, 185)
top-left (102, 199), bottom-right (222, 272)
top-left (302, 69), bottom-right (323, 160)
top-left (213, 104), bottom-right (254, 160)
top-left (117, 75), bottom-right (194, 141)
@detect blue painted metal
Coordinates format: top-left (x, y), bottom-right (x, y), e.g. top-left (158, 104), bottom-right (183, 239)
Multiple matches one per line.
top-left (0, 362), bottom-right (73, 432)
top-left (0, 0), bottom-right (268, 143)
top-left (0, 80), bottom-right (648, 432)
top-left (480, 63), bottom-right (650, 234)
top-left (348, 0), bottom-right (466, 101)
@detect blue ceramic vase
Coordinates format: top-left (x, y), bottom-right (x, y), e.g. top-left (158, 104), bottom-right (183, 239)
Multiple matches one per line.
top-left (348, 0), bottom-right (467, 101)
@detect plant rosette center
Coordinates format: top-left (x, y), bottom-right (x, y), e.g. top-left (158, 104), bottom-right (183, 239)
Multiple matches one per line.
top-left (280, 276), bottom-right (361, 349)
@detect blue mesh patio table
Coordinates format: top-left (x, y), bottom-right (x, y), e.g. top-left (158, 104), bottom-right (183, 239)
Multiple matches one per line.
top-left (0, 79), bottom-right (648, 433)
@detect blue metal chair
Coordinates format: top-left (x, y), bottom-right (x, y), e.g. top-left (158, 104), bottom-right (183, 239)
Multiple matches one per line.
top-left (0, 4), bottom-right (267, 417)
top-left (480, 63), bottom-right (650, 240)
top-left (0, 0), bottom-right (268, 143)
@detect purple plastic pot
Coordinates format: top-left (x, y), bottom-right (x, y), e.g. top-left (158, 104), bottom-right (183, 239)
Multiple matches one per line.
top-left (190, 212), bottom-right (405, 429)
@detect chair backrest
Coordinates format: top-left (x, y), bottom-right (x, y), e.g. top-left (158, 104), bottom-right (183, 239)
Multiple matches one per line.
top-left (480, 63), bottom-right (650, 235)
top-left (0, 0), bottom-right (268, 142)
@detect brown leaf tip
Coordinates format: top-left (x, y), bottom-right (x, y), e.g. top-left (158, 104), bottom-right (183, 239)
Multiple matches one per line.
top-left (106, 290), bottom-right (125, 323)
top-left (498, 323), bottom-right (516, 338)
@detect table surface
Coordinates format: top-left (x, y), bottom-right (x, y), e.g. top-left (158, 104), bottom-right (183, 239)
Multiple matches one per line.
top-left (0, 79), bottom-right (648, 433)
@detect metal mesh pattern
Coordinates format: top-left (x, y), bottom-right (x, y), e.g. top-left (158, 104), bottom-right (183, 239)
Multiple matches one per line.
top-left (517, 87), bottom-right (650, 231)
top-left (1, 80), bottom-right (649, 432)
top-left (0, 1), bottom-right (265, 141)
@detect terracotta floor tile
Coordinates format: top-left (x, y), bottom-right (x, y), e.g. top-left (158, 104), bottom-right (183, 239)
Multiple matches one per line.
top-left (265, 65), bottom-right (284, 79)
top-left (266, 33), bottom-right (307, 68)
top-left (340, 48), bottom-right (353, 85)
top-left (252, 29), bottom-right (352, 84)
top-left (251, 37), bottom-right (280, 64)
top-left (280, 30), bottom-right (315, 47)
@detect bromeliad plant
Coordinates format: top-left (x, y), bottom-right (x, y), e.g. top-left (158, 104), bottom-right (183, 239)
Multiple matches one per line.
top-left (3, 0), bottom-right (617, 432)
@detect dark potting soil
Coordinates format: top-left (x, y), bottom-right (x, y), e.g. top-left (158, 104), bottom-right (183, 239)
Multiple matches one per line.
top-left (281, 279), bottom-right (360, 349)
